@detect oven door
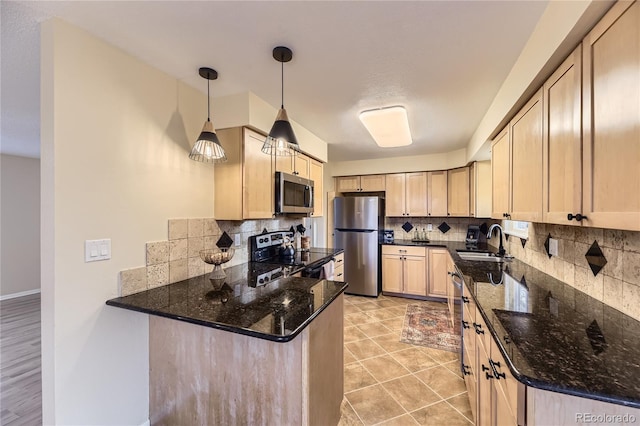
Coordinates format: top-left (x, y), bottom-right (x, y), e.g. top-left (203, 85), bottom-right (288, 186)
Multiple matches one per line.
top-left (275, 172), bottom-right (314, 214)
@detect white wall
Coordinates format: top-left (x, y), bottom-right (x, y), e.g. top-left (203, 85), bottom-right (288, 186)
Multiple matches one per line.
top-left (327, 148), bottom-right (467, 177)
top-left (40, 18), bottom-right (215, 425)
top-left (0, 154), bottom-right (40, 297)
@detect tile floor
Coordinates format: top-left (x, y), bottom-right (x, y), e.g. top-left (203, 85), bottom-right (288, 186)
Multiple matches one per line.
top-left (338, 294), bottom-right (472, 426)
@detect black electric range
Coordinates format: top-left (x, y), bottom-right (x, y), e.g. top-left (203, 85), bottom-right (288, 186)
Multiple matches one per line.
top-left (249, 231), bottom-right (340, 274)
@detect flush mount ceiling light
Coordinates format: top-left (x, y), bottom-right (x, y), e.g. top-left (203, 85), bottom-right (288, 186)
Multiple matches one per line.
top-left (189, 67), bottom-right (227, 163)
top-left (262, 46), bottom-right (299, 157)
top-left (359, 106), bottom-right (412, 148)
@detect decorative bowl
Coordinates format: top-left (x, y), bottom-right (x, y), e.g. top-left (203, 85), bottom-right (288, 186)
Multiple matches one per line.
top-left (200, 248), bottom-right (235, 279)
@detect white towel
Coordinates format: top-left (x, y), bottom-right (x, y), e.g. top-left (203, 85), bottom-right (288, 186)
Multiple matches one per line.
top-left (320, 260), bottom-right (335, 280)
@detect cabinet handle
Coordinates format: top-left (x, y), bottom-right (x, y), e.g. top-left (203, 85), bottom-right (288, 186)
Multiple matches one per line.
top-left (490, 359), bottom-right (506, 379)
top-left (504, 336), bottom-right (511, 344)
top-left (461, 296), bottom-right (469, 304)
top-left (447, 213), bottom-right (450, 216)
top-left (337, 273), bottom-right (343, 277)
top-left (462, 364), bottom-right (471, 376)
top-left (473, 323), bottom-right (484, 335)
top-left (482, 364), bottom-right (492, 373)
top-left (485, 372), bottom-right (495, 380)
top-left (567, 213), bottom-right (588, 222)
top-left (462, 320), bottom-right (470, 329)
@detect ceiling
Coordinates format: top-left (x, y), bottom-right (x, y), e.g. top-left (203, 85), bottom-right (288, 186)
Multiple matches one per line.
top-left (1, 1), bottom-right (549, 161)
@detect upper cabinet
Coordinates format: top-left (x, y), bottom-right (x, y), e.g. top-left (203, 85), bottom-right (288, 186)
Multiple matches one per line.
top-left (277, 154), bottom-right (310, 179)
top-left (309, 158), bottom-right (323, 217)
top-left (470, 161), bottom-right (492, 218)
top-left (582, 0), bottom-right (640, 231)
top-left (491, 89), bottom-right (543, 222)
top-left (427, 171), bottom-right (448, 217)
top-left (510, 89), bottom-right (543, 222)
top-left (491, 127), bottom-right (510, 220)
top-left (215, 127), bottom-right (273, 220)
top-left (386, 172), bottom-right (428, 217)
top-left (543, 45), bottom-right (583, 226)
top-left (447, 167), bottom-right (470, 217)
top-left (335, 174), bottom-right (386, 192)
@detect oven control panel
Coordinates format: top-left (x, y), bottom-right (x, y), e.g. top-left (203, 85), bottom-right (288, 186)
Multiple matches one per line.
top-left (254, 231), bottom-right (295, 249)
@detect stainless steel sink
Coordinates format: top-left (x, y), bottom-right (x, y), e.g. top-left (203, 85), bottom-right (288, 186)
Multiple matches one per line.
top-left (456, 250), bottom-right (504, 262)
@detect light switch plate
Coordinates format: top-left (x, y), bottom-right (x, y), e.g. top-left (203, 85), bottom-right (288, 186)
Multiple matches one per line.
top-left (549, 238), bottom-right (559, 257)
top-left (85, 239), bottom-right (111, 262)
top-left (234, 233), bottom-right (241, 247)
top-left (427, 224), bottom-right (433, 231)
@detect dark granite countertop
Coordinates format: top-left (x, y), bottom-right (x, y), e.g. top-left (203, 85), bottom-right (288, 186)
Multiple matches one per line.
top-left (106, 260), bottom-right (347, 343)
top-left (449, 246), bottom-right (640, 408)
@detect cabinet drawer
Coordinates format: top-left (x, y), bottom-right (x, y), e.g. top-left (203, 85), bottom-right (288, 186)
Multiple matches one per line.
top-left (490, 338), bottom-right (519, 418)
top-left (381, 245), bottom-right (426, 257)
top-left (333, 264), bottom-right (344, 281)
top-left (473, 308), bottom-right (491, 350)
top-left (332, 252), bottom-right (344, 267)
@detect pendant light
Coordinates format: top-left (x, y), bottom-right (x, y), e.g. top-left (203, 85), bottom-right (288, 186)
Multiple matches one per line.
top-left (262, 46), bottom-right (299, 157)
top-left (189, 67), bottom-right (227, 163)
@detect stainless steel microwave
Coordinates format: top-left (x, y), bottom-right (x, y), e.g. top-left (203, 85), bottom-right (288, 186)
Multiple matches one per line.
top-left (275, 172), bottom-right (314, 214)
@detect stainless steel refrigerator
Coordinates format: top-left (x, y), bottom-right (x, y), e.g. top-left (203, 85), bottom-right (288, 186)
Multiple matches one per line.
top-left (334, 196), bottom-right (384, 296)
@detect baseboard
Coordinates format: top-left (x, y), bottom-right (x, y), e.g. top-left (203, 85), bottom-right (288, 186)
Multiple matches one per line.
top-left (0, 288), bottom-right (41, 301)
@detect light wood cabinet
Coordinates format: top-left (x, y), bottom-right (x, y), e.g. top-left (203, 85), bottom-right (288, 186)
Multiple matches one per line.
top-left (309, 158), bottom-right (323, 217)
top-left (470, 161), bottom-right (492, 218)
top-left (215, 127), bottom-right (273, 220)
top-left (427, 171), bottom-right (448, 217)
top-left (381, 245), bottom-right (427, 296)
top-left (582, 0), bottom-right (640, 231)
top-left (510, 89), bottom-right (543, 222)
top-left (427, 248), bottom-right (448, 298)
top-left (386, 172), bottom-right (428, 217)
top-left (277, 153), bottom-right (310, 179)
top-left (491, 128), bottom-right (510, 220)
top-left (447, 167), bottom-right (470, 217)
top-left (335, 174), bottom-right (386, 192)
top-left (542, 45), bottom-right (582, 226)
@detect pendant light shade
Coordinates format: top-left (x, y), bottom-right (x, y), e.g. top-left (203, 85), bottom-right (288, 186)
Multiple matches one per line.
top-left (189, 67), bottom-right (227, 163)
top-left (262, 46), bottom-right (299, 156)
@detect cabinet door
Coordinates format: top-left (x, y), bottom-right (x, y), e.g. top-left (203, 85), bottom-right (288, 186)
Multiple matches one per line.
top-left (510, 89), bottom-right (543, 222)
top-left (360, 174), bottom-right (386, 191)
top-left (427, 171), bottom-right (448, 217)
top-left (276, 155), bottom-right (295, 175)
top-left (294, 154), bottom-right (310, 179)
top-left (427, 249), bottom-right (448, 298)
top-left (469, 163), bottom-right (476, 217)
top-left (335, 176), bottom-right (360, 192)
top-left (382, 254), bottom-right (403, 293)
top-left (385, 173), bottom-right (406, 216)
top-left (243, 129), bottom-right (274, 218)
top-left (477, 339), bottom-right (493, 426)
top-left (405, 172), bottom-right (428, 216)
top-left (474, 161), bottom-right (492, 218)
top-left (491, 128), bottom-right (510, 220)
top-left (583, 0), bottom-right (640, 231)
top-left (310, 159), bottom-right (323, 217)
top-left (403, 255), bottom-right (427, 296)
top-left (543, 46), bottom-right (583, 226)
top-left (448, 167), bottom-right (470, 217)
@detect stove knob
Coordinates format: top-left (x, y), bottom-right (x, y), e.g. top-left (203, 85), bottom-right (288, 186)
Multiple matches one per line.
top-left (259, 278), bottom-right (265, 284)
top-left (264, 276), bottom-right (270, 282)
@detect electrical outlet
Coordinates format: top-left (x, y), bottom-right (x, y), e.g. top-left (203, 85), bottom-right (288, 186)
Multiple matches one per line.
top-left (234, 233), bottom-right (241, 247)
top-left (427, 224), bottom-right (433, 231)
top-left (549, 238), bottom-right (559, 257)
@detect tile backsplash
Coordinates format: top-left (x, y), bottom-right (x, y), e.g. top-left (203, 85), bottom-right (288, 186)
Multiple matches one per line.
top-left (385, 217), bottom-right (498, 243)
top-left (504, 222), bottom-right (640, 321)
top-left (119, 217), bottom-right (300, 296)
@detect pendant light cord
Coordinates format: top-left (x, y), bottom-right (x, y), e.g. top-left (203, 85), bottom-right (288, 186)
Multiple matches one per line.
top-left (207, 75), bottom-right (211, 122)
top-left (281, 60), bottom-right (284, 109)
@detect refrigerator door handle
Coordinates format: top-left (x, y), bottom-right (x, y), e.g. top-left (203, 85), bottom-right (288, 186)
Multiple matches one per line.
top-left (334, 228), bottom-right (375, 233)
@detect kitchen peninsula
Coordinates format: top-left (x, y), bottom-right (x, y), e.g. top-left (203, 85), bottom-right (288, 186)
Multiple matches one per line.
top-left (107, 261), bottom-right (346, 425)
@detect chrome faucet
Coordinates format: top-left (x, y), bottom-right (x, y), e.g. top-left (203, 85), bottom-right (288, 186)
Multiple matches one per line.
top-left (487, 224), bottom-right (506, 257)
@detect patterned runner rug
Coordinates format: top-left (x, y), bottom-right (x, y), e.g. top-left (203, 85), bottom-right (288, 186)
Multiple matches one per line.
top-left (400, 303), bottom-right (461, 353)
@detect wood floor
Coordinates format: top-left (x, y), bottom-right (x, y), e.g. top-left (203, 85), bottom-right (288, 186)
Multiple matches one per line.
top-left (0, 294), bottom-right (42, 426)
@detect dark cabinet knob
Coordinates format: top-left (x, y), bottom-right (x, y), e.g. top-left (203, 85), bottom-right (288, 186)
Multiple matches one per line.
top-left (482, 364), bottom-right (492, 372)
top-left (567, 213), bottom-right (587, 222)
top-left (462, 365), bottom-right (471, 376)
top-left (474, 323), bottom-right (485, 335)
top-left (462, 320), bottom-right (470, 329)
top-left (485, 372), bottom-right (494, 380)
top-left (461, 296), bottom-right (469, 304)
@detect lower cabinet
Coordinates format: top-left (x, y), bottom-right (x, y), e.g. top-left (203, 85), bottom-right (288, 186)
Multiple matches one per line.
top-left (381, 246), bottom-right (427, 296)
top-left (381, 246), bottom-right (452, 299)
top-left (465, 304), bottom-right (524, 426)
